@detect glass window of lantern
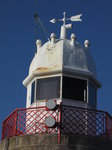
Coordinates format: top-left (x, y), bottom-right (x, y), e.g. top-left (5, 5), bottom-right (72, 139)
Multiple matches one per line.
top-left (62, 76), bottom-right (87, 102)
top-left (36, 76), bottom-right (60, 100)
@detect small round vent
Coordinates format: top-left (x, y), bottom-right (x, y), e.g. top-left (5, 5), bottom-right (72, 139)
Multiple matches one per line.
top-left (45, 117), bottom-right (56, 127)
top-left (46, 100), bottom-right (56, 110)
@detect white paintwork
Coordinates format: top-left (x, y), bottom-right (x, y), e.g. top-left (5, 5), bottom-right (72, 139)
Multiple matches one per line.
top-left (60, 25), bottom-right (67, 39)
top-left (84, 40), bottom-right (90, 48)
top-left (63, 39), bottom-right (96, 77)
top-left (60, 24), bottom-right (72, 39)
top-left (50, 33), bottom-right (56, 44)
top-left (29, 40), bottom-right (63, 75)
top-left (50, 18), bottom-right (57, 24)
top-left (22, 13), bottom-right (102, 136)
top-left (50, 12), bottom-right (82, 25)
top-left (26, 84), bottom-right (31, 107)
top-left (50, 12), bottom-right (82, 39)
top-left (36, 40), bottom-right (42, 52)
top-left (70, 14), bottom-right (82, 22)
top-left (23, 36), bottom-right (100, 109)
top-left (24, 39), bottom-right (97, 82)
top-left (70, 33), bottom-right (76, 46)
top-left (23, 12), bottom-right (101, 109)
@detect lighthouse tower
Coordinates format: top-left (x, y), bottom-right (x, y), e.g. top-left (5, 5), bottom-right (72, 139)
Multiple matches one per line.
top-left (1, 12), bottom-right (112, 150)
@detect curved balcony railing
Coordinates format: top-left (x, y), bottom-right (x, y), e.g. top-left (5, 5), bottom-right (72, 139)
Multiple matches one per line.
top-left (1, 105), bottom-right (112, 143)
top-left (1, 106), bottom-right (61, 140)
top-left (61, 105), bottom-right (112, 140)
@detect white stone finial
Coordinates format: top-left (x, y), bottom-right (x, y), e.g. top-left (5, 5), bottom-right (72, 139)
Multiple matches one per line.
top-left (84, 40), bottom-right (90, 48)
top-left (71, 33), bottom-right (76, 39)
top-left (70, 33), bottom-right (76, 46)
top-left (50, 12), bottom-right (82, 39)
top-left (36, 40), bottom-right (42, 51)
top-left (50, 33), bottom-right (56, 44)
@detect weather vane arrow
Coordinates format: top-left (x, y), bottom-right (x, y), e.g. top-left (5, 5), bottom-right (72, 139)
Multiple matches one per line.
top-left (50, 12), bottom-right (82, 25)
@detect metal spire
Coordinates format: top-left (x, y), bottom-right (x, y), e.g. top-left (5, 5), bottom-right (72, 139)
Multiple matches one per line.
top-left (50, 12), bottom-right (82, 25)
top-left (34, 13), bottom-right (38, 41)
top-left (34, 13), bottom-right (50, 43)
top-left (63, 12), bottom-right (66, 25)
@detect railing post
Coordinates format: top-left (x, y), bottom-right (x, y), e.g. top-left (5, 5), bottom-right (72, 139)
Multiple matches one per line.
top-left (105, 113), bottom-right (108, 138)
top-left (14, 109), bottom-right (18, 136)
top-left (58, 103), bottom-right (62, 144)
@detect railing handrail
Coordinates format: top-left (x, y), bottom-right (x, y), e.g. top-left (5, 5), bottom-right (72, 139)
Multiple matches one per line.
top-left (3, 105), bottom-right (112, 125)
top-left (2, 106), bottom-right (47, 123)
top-left (3, 105), bottom-right (111, 122)
top-left (62, 105), bottom-right (111, 116)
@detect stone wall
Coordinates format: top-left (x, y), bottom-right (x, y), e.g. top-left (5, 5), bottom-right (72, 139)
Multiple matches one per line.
top-left (0, 134), bottom-right (112, 150)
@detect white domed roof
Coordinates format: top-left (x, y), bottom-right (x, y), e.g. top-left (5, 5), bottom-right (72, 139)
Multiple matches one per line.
top-left (29, 38), bottom-right (96, 78)
top-left (23, 12), bottom-right (101, 89)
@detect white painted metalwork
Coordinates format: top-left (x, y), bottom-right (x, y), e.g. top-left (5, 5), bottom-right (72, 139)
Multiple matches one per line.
top-left (50, 12), bottom-right (82, 25)
top-left (50, 12), bottom-right (82, 39)
top-left (50, 33), bottom-right (56, 44)
top-left (23, 12), bottom-right (101, 111)
top-left (70, 33), bottom-right (76, 46)
top-left (84, 40), bottom-right (90, 48)
top-left (36, 40), bottom-right (42, 52)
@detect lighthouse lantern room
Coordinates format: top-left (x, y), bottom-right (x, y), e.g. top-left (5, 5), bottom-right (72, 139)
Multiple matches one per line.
top-left (23, 12), bottom-right (101, 110)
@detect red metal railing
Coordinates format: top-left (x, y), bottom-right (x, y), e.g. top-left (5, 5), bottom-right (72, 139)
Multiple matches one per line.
top-left (61, 105), bottom-right (112, 141)
top-left (2, 105), bottom-right (112, 142)
top-left (2, 106), bottom-right (60, 141)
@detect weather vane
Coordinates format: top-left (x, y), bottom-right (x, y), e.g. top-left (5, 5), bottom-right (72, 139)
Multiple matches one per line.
top-left (50, 11), bottom-right (82, 25)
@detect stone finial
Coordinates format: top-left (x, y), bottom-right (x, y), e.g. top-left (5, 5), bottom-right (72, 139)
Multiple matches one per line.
top-left (70, 33), bottom-right (76, 46)
top-left (84, 40), bottom-right (90, 48)
top-left (36, 40), bottom-right (42, 51)
top-left (50, 33), bottom-right (56, 44)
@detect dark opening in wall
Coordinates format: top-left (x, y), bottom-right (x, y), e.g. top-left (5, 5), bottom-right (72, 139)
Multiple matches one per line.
top-left (62, 76), bottom-right (87, 102)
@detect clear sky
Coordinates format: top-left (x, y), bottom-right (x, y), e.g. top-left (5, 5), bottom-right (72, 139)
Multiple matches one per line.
top-left (0, 0), bottom-right (112, 138)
